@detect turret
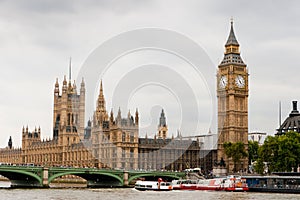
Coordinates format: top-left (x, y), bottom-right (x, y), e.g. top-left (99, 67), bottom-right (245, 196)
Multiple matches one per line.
top-left (116, 107), bottom-right (122, 125)
top-left (110, 109), bottom-right (114, 124)
top-left (8, 136), bottom-right (12, 149)
top-left (95, 80), bottom-right (108, 124)
top-left (135, 108), bottom-right (139, 125)
top-left (157, 109), bottom-right (168, 139)
top-left (54, 78), bottom-right (59, 96)
top-left (127, 110), bottom-right (131, 120)
top-left (73, 80), bottom-right (77, 94)
top-left (79, 78), bottom-right (85, 140)
top-left (62, 75), bottom-right (67, 93)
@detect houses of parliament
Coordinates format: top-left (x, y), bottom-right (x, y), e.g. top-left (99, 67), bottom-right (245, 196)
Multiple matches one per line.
top-left (0, 75), bottom-right (206, 171)
top-left (0, 20), bottom-right (249, 173)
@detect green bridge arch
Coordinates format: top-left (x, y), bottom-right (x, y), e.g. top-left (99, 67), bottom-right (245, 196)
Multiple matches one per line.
top-left (48, 170), bottom-right (124, 185)
top-left (0, 168), bottom-right (43, 186)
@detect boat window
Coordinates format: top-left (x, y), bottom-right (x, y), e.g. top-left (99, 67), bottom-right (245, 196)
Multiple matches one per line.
top-left (146, 185), bottom-right (152, 188)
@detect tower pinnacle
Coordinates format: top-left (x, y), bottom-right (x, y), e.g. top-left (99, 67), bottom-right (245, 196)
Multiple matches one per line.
top-left (69, 57), bottom-right (72, 81)
top-left (100, 80), bottom-right (103, 97)
top-left (225, 18), bottom-right (239, 47)
top-left (159, 109), bottom-right (166, 127)
top-left (220, 19), bottom-right (245, 66)
top-left (157, 109), bottom-right (168, 139)
top-left (95, 80), bottom-right (107, 122)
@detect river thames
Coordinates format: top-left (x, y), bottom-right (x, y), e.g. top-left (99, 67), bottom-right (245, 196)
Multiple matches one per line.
top-left (0, 182), bottom-right (299, 200)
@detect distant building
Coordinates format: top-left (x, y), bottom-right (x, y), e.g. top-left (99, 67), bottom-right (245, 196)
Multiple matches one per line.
top-left (138, 110), bottom-right (216, 172)
top-left (0, 72), bottom-right (215, 171)
top-left (277, 101), bottom-right (300, 135)
top-left (248, 132), bottom-right (266, 144)
top-left (0, 72), bottom-right (139, 169)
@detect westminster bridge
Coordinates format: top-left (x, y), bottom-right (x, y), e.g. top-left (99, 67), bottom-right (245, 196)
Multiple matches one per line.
top-left (0, 165), bottom-right (185, 188)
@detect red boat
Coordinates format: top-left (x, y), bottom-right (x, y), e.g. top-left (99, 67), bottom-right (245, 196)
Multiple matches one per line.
top-left (174, 175), bottom-right (248, 192)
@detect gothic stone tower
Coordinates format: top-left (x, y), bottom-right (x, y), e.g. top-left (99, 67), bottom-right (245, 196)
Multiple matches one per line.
top-left (217, 20), bottom-right (249, 172)
top-left (157, 109), bottom-right (168, 139)
top-left (90, 80), bottom-right (139, 170)
top-left (53, 66), bottom-right (86, 145)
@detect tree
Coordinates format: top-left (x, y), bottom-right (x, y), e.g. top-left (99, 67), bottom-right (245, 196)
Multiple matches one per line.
top-left (248, 140), bottom-right (259, 165)
top-left (223, 142), bottom-right (248, 172)
top-left (258, 131), bottom-right (300, 173)
top-left (254, 158), bottom-right (264, 175)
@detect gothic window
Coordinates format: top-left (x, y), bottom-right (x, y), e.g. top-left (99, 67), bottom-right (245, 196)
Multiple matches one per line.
top-left (130, 132), bottom-right (134, 142)
top-left (71, 114), bottom-right (74, 125)
top-left (130, 148), bottom-right (134, 158)
top-left (67, 113), bottom-right (71, 125)
top-left (113, 148), bottom-right (116, 158)
top-left (113, 132), bottom-right (117, 141)
top-left (240, 116), bottom-right (243, 127)
top-left (240, 99), bottom-right (244, 111)
top-left (122, 149), bottom-right (125, 158)
top-left (122, 132), bottom-right (126, 142)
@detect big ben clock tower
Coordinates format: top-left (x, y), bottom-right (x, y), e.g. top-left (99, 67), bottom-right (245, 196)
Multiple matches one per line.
top-left (217, 20), bottom-right (249, 172)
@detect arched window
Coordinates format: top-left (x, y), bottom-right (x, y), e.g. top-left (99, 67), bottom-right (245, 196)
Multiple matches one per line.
top-left (122, 132), bottom-right (126, 142)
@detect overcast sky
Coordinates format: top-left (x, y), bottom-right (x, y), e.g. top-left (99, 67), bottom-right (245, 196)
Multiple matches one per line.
top-left (0, 0), bottom-right (300, 147)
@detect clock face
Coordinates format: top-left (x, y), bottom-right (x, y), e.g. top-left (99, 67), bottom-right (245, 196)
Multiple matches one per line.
top-left (219, 75), bottom-right (227, 89)
top-left (235, 75), bottom-right (245, 88)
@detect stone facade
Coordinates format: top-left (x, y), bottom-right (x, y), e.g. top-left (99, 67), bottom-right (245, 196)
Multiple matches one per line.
top-left (138, 137), bottom-right (201, 171)
top-left (0, 75), bottom-right (209, 172)
top-left (0, 23), bottom-right (248, 172)
top-left (88, 81), bottom-right (139, 169)
top-left (217, 20), bottom-right (249, 172)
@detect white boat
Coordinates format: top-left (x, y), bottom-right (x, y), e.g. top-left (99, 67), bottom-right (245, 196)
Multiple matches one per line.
top-left (135, 179), bottom-right (173, 191)
top-left (171, 179), bottom-right (184, 190)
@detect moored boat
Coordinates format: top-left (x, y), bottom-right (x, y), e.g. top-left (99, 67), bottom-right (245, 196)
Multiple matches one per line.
top-left (196, 178), bottom-right (224, 191)
top-left (171, 179), bottom-right (182, 190)
top-left (176, 175), bottom-right (248, 192)
top-left (176, 179), bottom-right (198, 190)
top-left (135, 178), bottom-right (173, 191)
top-left (223, 175), bottom-right (249, 192)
